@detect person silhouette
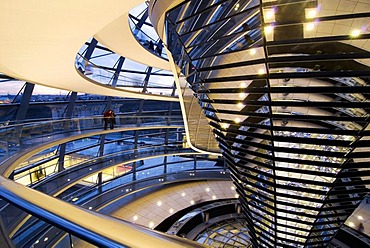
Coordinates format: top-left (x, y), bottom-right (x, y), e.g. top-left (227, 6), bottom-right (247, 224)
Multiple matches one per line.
top-left (103, 110), bottom-right (116, 130)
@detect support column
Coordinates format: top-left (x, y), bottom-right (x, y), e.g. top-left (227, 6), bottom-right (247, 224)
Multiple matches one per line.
top-left (57, 92), bottom-right (77, 172)
top-left (14, 83), bottom-right (34, 122)
top-left (142, 67), bottom-right (152, 93)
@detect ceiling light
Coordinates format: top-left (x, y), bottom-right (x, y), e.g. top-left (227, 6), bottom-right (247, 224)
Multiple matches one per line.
top-left (240, 82), bottom-right (247, 88)
top-left (157, 201), bottom-right (162, 206)
top-left (212, 195), bottom-right (217, 200)
top-left (235, 194), bottom-right (239, 198)
top-left (169, 208), bottom-right (174, 213)
top-left (206, 187), bottom-right (210, 192)
top-left (358, 216), bottom-right (364, 220)
top-left (264, 8), bottom-right (275, 22)
top-left (149, 221), bottom-right (155, 229)
top-left (306, 8), bottom-right (317, 19)
top-left (231, 186), bottom-right (235, 190)
top-left (181, 192), bottom-right (186, 197)
top-left (221, 123), bottom-right (230, 129)
top-left (133, 215), bottom-right (138, 221)
top-left (306, 22), bottom-right (315, 31)
top-left (239, 92), bottom-right (246, 98)
top-left (351, 29), bottom-right (361, 37)
top-left (234, 117), bottom-right (241, 123)
top-left (237, 102), bottom-right (245, 108)
top-left (258, 69), bottom-right (265, 75)
top-left (264, 25), bottom-right (274, 35)
top-left (249, 48), bottom-right (256, 56)
top-left (348, 222), bottom-right (355, 227)
top-left (234, 3), bottom-right (240, 11)
top-left (190, 200), bottom-right (195, 205)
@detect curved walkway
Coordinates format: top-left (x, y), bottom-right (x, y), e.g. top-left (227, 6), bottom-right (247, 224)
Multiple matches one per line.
top-left (0, 1), bottom-right (174, 101)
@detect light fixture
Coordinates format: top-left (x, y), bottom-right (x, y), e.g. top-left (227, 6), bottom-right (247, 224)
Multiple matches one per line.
top-left (240, 82), bottom-right (247, 88)
top-left (190, 200), bottom-right (195, 205)
top-left (258, 68), bottom-right (265, 75)
top-left (306, 8), bottom-right (317, 19)
top-left (212, 195), bottom-right (217, 200)
top-left (221, 123), bottom-right (230, 129)
top-left (234, 117), bottom-right (241, 123)
top-left (249, 48), bottom-right (256, 56)
top-left (181, 192), bottom-right (186, 197)
top-left (235, 194), bottom-right (239, 198)
top-left (264, 25), bottom-right (274, 34)
top-left (351, 29), bottom-right (361, 37)
top-left (157, 201), bottom-right (162, 206)
top-left (348, 222), bottom-right (355, 227)
top-left (305, 22), bottom-right (315, 31)
top-left (239, 92), bottom-right (246, 98)
top-left (234, 3), bottom-right (240, 11)
top-left (358, 216), bottom-right (364, 220)
top-left (206, 187), bottom-right (210, 192)
top-left (237, 102), bottom-right (245, 108)
top-left (72, 197), bottom-right (78, 202)
top-left (44, 237), bottom-right (49, 242)
top-left (149, 221), bottom-right (155, 229)
top-left (133, 215), bottom-right (138, 221)
top-left (263, 8), bottom-right (275, 22)
top-left (231, 186), bottom-right (235, 190)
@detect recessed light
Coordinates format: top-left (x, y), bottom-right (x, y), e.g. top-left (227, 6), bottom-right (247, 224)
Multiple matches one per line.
top-left (149, 221), bottom-right (154, 229)
top-left (306, 8), bottom-right (317, 19)
top-left (264, 25), bottom-right (274, 34)
top-left (351, 29), bottom-right (361, 37)
top-left (264, 9), bottom-right (275, 22)
top-left (306, 22), bottom-right (315, 31)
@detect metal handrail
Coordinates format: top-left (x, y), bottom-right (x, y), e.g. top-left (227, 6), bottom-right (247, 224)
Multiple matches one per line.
top-left (0, 175), bottom-right (205, 247)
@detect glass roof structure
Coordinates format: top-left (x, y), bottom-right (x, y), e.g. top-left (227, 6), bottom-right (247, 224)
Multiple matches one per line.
top-left (164, 0), bottom-right (370, 247)
top-left (1, 0), bottom-right (370, 247)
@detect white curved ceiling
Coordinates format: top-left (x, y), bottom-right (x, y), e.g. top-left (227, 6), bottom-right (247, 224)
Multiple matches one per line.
top-left (0, 0), bottom-right (176, 101)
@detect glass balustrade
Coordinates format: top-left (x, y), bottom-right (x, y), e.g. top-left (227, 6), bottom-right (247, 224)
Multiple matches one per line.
top-left (75, 53), bottom-right (174, 96)
top-left (128, 15), bottom-right (168, 60)
top-left (0, 115), bottom-right (183, 162)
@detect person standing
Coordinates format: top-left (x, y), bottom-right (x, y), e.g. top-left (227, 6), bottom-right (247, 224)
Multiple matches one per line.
top-left (103, 110), bottom-right (116, 130)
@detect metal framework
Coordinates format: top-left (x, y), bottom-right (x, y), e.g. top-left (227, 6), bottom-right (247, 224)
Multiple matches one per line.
top-left (165, 0), bottom-right (370, 247)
